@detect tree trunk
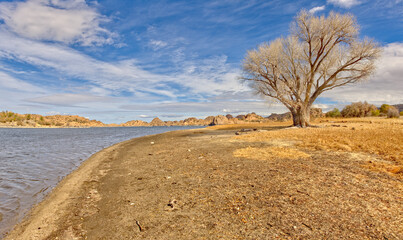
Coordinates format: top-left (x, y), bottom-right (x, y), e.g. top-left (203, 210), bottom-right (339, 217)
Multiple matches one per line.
top-left (291, 105), bottom-right (310, 127)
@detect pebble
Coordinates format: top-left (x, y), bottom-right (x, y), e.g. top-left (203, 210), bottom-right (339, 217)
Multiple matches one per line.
top-left (150, 142), bottom-right (155, 145)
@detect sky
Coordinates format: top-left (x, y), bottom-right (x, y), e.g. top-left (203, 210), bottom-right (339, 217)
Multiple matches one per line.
top-left (0, 0), bottom-right (402, 123)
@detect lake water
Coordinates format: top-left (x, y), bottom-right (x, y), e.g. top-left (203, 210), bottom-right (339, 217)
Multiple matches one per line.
top-left (0, 126), bottom-right (202, 237)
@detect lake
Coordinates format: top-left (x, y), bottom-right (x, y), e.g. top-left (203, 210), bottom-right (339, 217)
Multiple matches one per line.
top-left (0, 126), bottom-right (202, 237)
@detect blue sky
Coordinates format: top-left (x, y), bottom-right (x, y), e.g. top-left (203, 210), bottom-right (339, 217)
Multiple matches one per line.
top-left (0, 0), bottom-right (402, 123)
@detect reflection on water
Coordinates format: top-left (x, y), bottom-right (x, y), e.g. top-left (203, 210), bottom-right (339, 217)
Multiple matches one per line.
top-left (0, 126), bottom-right (200, 237)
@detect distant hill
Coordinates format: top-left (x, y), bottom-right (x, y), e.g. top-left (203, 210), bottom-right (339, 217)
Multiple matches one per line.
top-left (0, 110), bottom-right (295, 128)
top-left (0, 111), bottom-right (105, 127)
top-left (121, 113), bottom-right (269, 127)
top-left (1, 105), bottom-right (399, 128)
top-left (392, 104), bottom-right (403, 112)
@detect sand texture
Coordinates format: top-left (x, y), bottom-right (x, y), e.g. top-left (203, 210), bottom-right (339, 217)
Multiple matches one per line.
top-left (5, 127), bottom-right (403, 239)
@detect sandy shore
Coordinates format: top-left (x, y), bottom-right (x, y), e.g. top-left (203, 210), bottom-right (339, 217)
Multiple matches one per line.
top-left (5, 127), bottom-right (403, 239)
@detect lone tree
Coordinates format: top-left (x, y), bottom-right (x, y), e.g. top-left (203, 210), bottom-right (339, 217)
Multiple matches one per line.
top-left (242, 11), bottom-right (380, 127)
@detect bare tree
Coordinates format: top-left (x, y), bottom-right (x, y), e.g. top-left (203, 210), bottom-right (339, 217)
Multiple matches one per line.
top-left (242, 11), bottom-right (381, 127)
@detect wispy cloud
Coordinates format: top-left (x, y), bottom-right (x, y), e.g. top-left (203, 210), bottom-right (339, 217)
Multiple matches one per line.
top-left (322, 42), bottom-right (403, 104)
top-left (327, 0), bottom-right (361, 8)
top-left (309, 5), bottom-right (326, 14)
top-left (0, 71), bottom-right (44, 93)
top-left (0, 26), bottom-right (245, 103)
top-left (138, 114), bottom-right (156, 118)
top-left (0, 28), bottom-right (174, 98)
top-left (0, 0), bottom-right (115, 46)
top-left (26, 93), bottom-right (113, 107)
top-left (149, 40), bottom-right (168, 50)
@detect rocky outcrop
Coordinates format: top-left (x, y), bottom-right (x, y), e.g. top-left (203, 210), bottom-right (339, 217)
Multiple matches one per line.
top-left (150, 117), bottom-right (165, 126)
top-left (182, 117), bottom-right (203, 126)
top-left (235, 115), bottom-right (246, 120)
top-left (210, 115), bottom-right (228, 125)
top-left (266, 112), bottom-right (292, 121)
top-left (121, 120), bottom-right (149, 127)
top-left (0, 109), bottom-right (327, 128)
top-left (392, 104), bottom-right (403, 113)
top-left (245, 112), bottom-right (264, 122)
top-left (204, 116), bottom-right (215, 124)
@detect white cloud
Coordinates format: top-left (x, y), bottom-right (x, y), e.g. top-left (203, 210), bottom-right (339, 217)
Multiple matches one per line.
top-left (322, 42), bottom-right (403, 105)
top-left (327, 0), bottom-right (361, 8)
top-left (0, 28), bottom-right (245, 101)
top-left (309, 5), bottom-right (325, 14)
top-left (0, 0), bottom-right (115, 46)
top-left (312, 104), bottom-right (330, 109)
top-left (0, 28), bottom-right (174, 97)
top-left (0, 71), bottom-right (44, 92)
top-left (175, 55), bottom-right (247, 96)
top-left (45, 111), bottom-right (61, 115)
top-left (138, 114), bottom-right (157, 118)
top-left (149, 40), bottom-right (168, 50)
top-left (26, 93), bottom-right (112, 106)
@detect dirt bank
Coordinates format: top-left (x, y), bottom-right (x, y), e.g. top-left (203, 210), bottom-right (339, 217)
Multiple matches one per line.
top-left (5, 127), bottom-right (403, 239)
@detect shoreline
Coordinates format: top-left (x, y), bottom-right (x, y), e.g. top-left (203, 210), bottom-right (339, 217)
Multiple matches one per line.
top-left (5, 126), bottom-right (403, 239)
top-left (3, 135), bottom-right (132, 239)
top-left (3, 128), bottom-right (200, 239)
top-left (0, 125), bottom-right (208, 129)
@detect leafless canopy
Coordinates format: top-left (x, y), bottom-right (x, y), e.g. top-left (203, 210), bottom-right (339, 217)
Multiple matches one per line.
top-left (242, 11), bottom-right (381, 126)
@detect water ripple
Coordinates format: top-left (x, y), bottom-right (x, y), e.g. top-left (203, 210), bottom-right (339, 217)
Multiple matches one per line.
top-left (0, 126), bottom-right (200, 237)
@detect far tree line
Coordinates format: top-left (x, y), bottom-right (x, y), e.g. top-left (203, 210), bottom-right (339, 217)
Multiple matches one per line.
top-left (325, 102), bottom-right (401, 118)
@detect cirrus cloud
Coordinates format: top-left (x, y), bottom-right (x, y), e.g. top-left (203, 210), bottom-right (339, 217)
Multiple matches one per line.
top-left (327, 0), bottom-right (361, 8)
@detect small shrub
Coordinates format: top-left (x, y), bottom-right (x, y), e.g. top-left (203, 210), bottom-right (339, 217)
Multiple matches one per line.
top-left (341, 101), bottom-right (377, 117)
top-left (380, 104), bottom-right (391, 114)
top-left (326, 108), bottom-right (341, 118)
top-left (371, 109), bottom-right (380, 116)
top-left (387, 106), bottom-right (399, 118)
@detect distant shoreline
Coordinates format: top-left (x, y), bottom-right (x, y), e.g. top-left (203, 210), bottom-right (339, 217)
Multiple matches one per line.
top-left (0, 125), bottom-right (203, 129)
top-left (1, 110), bottom-right (305, 128)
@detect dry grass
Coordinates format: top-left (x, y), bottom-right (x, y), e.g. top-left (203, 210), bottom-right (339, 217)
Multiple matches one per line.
top-left (234, 146), bottom-right (310, 161)
top-left (233, 118), bottom-right (403, 175)
top-left (207, 121), bottom-right (292, 130)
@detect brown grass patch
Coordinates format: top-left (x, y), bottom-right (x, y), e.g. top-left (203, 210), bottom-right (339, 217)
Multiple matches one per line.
top-left (207, 121), bottom-right (292, 130)
top-left (234, 118), bottom-right (403, 175)
top-left (233, 146), bottom-right (310, 161)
